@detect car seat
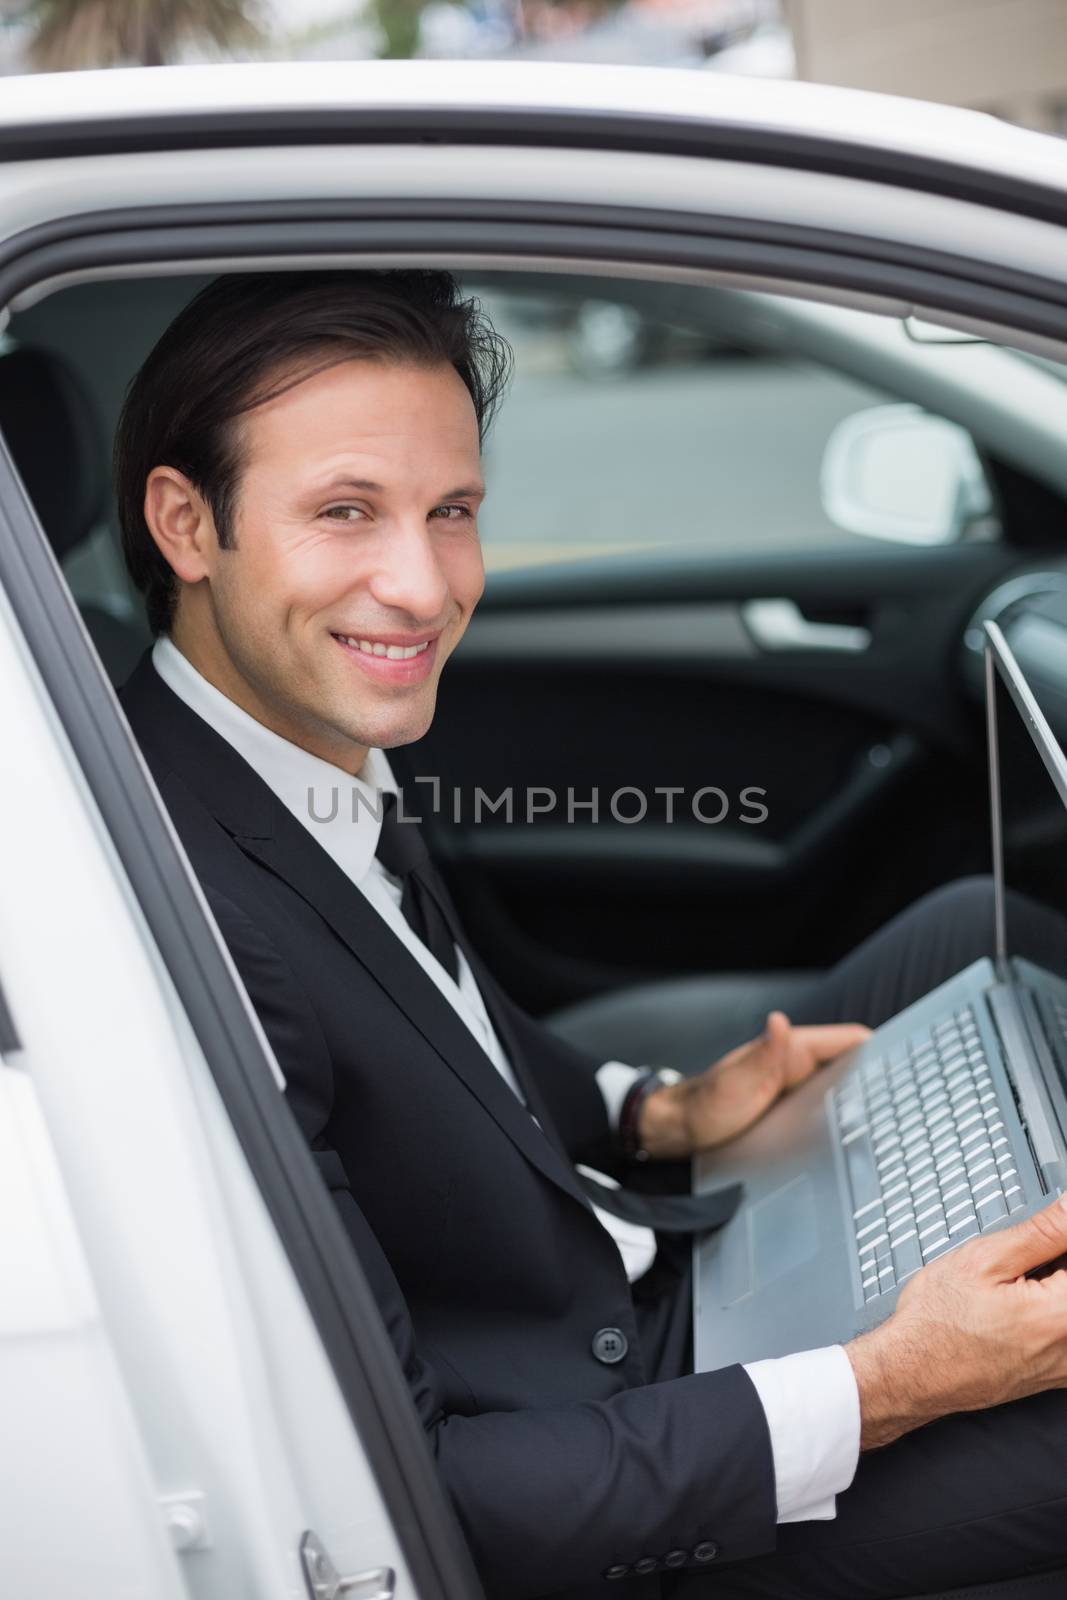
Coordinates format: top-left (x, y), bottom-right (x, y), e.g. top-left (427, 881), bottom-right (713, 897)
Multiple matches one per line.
top-left (0, 342), bottom-right (148, 685)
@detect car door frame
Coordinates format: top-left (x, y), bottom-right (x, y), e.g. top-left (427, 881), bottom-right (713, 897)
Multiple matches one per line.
top-left (0, 388), bottom-right (487, 1600)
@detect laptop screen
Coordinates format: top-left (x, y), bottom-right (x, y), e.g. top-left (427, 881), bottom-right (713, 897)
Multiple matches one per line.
top-left (986, 621), bottom-right (1067, 978)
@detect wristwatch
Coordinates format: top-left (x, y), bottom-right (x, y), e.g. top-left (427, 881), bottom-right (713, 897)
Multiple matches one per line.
top-left (618, 1067), bottom-right (685, 1161)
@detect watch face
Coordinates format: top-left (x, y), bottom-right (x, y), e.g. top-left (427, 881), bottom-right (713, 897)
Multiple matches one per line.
top-left (655, 1069), bottom-right (685, 1087)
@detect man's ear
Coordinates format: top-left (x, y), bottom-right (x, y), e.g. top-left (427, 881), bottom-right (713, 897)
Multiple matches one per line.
top-left (143, 466), bottom-right (217, 585)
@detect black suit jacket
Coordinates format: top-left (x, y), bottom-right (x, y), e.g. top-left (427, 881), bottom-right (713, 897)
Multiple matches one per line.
top-left (119, 649), bottom-right (776, 1600)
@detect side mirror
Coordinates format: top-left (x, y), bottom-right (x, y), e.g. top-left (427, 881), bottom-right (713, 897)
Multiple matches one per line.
top-left (820, 403), bottom-right (993, 546)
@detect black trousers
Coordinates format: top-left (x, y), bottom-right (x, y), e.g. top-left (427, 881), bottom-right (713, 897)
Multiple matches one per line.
top-left (641, 876), bottom-right (1067, 1599)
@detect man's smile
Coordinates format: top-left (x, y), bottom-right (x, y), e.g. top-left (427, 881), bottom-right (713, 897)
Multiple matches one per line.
top-left (329, 628), bottom-right (440, 684)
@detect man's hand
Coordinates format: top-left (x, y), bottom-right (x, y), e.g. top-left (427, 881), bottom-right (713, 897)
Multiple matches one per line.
top-left (636, 1010), bottom-right (871, 1160)
top-left (847, 1193), bottom-right (1067, 1450)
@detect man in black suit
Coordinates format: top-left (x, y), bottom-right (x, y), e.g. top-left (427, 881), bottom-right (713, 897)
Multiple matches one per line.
top-left (115, 270), bottom-right (1067, 1600)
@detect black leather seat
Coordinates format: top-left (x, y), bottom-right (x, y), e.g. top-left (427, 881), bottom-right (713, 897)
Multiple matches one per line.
top-left (0, 342), bottom-right (148, 685)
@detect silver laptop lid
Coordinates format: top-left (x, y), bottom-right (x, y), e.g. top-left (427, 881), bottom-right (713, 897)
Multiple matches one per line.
top-left (985, 618), bottom-right (1067, 980)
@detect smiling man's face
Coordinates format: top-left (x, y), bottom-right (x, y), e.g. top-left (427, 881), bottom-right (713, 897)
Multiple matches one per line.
top-left (146, 356), bottom-right (486, 774)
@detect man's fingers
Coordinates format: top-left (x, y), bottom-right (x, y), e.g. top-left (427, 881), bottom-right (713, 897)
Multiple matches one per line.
top-left (763, 1010), bottom-right (791, 1045)
top-left (791, 1021), bottom-right (872, 1062)
top-left (981, 1193), bottom-right (1067, 1280)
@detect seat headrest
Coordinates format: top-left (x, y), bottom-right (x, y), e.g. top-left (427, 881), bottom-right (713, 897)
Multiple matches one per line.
top-left (0, 344), bottom-right (106, 562)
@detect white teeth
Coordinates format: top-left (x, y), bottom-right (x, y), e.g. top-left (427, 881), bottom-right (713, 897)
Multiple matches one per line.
top-left (336, 634), bottom-right (431, 660)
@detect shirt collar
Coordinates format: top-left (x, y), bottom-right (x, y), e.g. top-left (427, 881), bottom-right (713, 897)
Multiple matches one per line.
top-left (151, 634), bottom-right (398, 886)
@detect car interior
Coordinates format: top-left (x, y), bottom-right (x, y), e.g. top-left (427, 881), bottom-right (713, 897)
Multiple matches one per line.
top-left (8, 260), bottom-right (1067, 1600)
top-left (9, 265), bottom-right (1067, 1071)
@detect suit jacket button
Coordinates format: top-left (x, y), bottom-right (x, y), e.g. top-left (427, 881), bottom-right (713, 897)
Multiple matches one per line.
top-left (603, 1565), bottom-right (629, 1580)
top-left (664, 1550), bottom-right (688, 1569)
top-left (592, 1327), bottom-right (628, 1364)
top-left (634, 1557), bottom-right (659, 1575)
top-left (693, 1541), bottom-right (719, 1563)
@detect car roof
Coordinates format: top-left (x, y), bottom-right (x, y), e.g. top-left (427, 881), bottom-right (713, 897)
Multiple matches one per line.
top-left (0, 60), bottom-right (1065, 197)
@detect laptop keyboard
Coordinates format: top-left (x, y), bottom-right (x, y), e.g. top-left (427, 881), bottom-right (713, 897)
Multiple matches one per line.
top-left (830, 1005), bottom-right (1025, 1304)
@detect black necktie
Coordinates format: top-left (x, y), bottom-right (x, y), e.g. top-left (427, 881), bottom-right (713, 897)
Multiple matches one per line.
top-left (576, 1169), bottom-right (742, 1237)
top-left (374, 791), bottom-right (741, 1240)
top-left (375, 792), bottom-right (460, 983)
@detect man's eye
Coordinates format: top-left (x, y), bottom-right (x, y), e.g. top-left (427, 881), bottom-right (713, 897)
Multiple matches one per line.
top-left (432, 505), bottom-right (473, 521)
top-left (323, 506), bottom-right (366, 522)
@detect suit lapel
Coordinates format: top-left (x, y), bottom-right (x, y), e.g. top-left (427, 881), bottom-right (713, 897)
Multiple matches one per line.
top-left (119, 650), bottom-right (591, 1211)
top-left (237, 816), bottom-right (590, 1206)
top-left (458, 939), bottom-right (580, 1168)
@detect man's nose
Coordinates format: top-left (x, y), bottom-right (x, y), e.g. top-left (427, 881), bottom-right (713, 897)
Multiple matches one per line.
top-left (368, 519), bottom-right (450, 621)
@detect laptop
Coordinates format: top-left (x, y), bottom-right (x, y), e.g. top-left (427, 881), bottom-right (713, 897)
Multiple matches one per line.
top-left (693, 618), bottom-right (1067, 1368)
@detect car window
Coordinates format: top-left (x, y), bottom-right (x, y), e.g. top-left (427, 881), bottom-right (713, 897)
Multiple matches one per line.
top-left (3, 270), bottom-right (1016, 639)
top-left (465, 275), bottom-right (1002, 572)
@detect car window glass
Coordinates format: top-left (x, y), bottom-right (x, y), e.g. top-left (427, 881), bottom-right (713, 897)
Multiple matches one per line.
top-left (463, 275), bottom-right (1003, 571)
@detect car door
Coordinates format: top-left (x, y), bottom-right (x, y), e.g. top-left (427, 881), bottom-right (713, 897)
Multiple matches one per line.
top-left (1, 517), bottom-right (483, 1598)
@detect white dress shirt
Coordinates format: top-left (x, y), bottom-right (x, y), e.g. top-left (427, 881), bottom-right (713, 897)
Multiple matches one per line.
top-left (150, 633), bottom-right (860, 1522)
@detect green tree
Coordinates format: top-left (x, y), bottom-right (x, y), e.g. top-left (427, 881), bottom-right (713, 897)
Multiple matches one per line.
top-left (371, 0), bottom-right (426, 58)
top-left (24, 0), bottom-right (265, 71)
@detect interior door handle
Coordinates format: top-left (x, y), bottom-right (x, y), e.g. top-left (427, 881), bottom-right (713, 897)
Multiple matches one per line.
top-left (742, 598), bottom-right (871, 654)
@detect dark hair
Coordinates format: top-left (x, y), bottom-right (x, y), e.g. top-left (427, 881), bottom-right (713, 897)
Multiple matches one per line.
top-left (114, 269), bottom-right (513, 635)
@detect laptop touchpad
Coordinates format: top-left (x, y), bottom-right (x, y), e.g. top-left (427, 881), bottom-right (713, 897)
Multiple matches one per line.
top-left (750, 1175), bottom-right (821, 1290)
